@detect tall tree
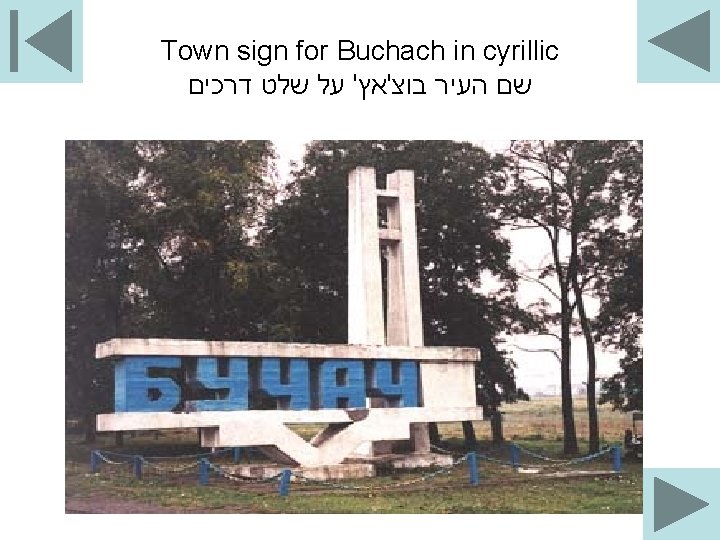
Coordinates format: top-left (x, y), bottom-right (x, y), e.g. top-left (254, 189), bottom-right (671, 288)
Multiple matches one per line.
top-left (263, 141), bottom-right (536, 421)
top-left (503, 140), bottom-right (642, 453)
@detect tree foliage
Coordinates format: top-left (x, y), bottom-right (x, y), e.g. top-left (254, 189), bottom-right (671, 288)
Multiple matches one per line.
top-left (65, 141), bottom-right (275, 436)
top-left (595, 164), bottom-right (643, 411)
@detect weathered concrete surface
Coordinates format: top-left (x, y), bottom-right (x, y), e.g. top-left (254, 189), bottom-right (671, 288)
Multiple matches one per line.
top-left (95, 338), bottom-right (480, 362)
top-left (348, 166), bottom-right (386, 346)
top-left (231, 463), bottom-right (376, 480)
top-left (379, 170), bottom-right (429, 453)
top-left (386, 453), bottom-right (454, 469)
top-left (98, 407), bottom-right (483, 431)
top-left (420, 363), bottom-right (477, 407)
top-left (97, 407), bottom-right (483, 467)
top-left (409, 422), bottom-right (431, 453)
top-left (384, 170), bottom-right (424, 348)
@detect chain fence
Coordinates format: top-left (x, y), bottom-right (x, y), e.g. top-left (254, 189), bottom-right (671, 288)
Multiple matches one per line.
top-left (206, 461), bottom-right (284, 484)
top-left (506, 443), bottom-right (617, 472)
top-left (88, 443), bottom-right (622, 496)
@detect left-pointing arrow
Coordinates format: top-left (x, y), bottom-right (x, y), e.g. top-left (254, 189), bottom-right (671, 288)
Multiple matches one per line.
top-left (25, 10), bottom-right (73, 72)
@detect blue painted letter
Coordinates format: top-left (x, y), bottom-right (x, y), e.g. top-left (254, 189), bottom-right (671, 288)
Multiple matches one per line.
top-left (115, 356), bottom-right (181, 412)
top-left (260, 358), bottom-right (310, 410)
top-left (371, 360), bottom-right (418, 407)
top-left (187, 357), bottom-right (249, 411)
top-left (319, 359), bottom-right (366, 409)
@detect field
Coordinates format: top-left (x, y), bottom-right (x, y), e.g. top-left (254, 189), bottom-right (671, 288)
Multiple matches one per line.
top-left (455, 396), bottom-right (631, 442)
top-left (65, 397), bottom-right (642, 513)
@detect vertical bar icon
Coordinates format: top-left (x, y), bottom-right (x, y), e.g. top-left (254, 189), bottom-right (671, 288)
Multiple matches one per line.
top-left (10, 10), bottom-right (18, 72)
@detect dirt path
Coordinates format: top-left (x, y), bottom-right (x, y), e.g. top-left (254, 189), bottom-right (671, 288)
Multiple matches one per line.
top-left (65, 495), bottom-right (240, 514)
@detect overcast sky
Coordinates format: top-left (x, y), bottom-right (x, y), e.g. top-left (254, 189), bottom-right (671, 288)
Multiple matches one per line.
top-left (270, 139), bottom-right (623, 394)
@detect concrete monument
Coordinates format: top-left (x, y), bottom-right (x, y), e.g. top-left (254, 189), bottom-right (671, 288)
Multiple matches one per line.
top-left (96, 167), bottom-right (482, 476)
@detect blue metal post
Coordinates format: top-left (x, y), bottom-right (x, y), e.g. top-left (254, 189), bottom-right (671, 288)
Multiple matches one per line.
top-left (612, 445), bottom-right (622, 472)
top-left (467, 452), bottom-right (480, 486)
top-left (278, 468), bottom-right (292, 496)
top-left (90, 450), bottom-right (100, 473)
top-left (199, 458), bottom-right (210, 485)
top-left (510, 443), bottom-right (520, 469)
top-left (233, 447), bottom-right (242, 464)
top-left (133, 455), bottom-right (143, 479)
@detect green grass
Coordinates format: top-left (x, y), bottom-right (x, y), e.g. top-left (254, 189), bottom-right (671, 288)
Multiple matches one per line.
top-left (66, 448), bottom-right (642, 513)
top-left (66, 398), bottom-right (643, 514)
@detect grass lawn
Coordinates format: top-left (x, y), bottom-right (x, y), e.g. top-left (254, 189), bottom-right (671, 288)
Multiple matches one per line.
top-left (65, 397), bottom-right (642, 513)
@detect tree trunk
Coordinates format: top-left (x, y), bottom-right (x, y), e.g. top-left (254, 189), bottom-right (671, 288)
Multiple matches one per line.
top-left (554, 233), bottom-right (578, 455)
top-left (83, 410), bottom-right (96, 443)
top-left (548, 171), bottom-right (579, 456)
top-left (560, 297), bottom-right (579, 455)
top-left (429, 422), bottom-right (441, 445)
top-left (566, 168), bottom-right (597, 454)
top-left (572, 276), bottom-right (600, 453)
top-left (491, 410), bottom-right (504, 443)
top-left (462, 421), bottom-right (477, 449)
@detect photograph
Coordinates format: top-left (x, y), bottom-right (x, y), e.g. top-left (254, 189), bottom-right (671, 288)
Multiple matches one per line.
top-left (65, 140), bottom-right (643, 514)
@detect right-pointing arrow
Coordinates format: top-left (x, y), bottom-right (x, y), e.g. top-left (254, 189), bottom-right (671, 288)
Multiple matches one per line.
top-left (648, 10), bottom-right (710, 72)
top-left (654, 477), bottom-right (710, 532)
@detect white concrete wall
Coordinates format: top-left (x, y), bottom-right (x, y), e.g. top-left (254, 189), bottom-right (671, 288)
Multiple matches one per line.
top-left (420, 363), bottom-right (477, 407)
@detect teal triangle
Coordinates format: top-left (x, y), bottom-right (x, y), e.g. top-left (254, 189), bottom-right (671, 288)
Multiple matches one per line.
top-left (654, 477), bottom-right (709, 532)
top-left (25, 10), bottom-right (73, 72)
top-left (648, 11), bottom-right (710, 72)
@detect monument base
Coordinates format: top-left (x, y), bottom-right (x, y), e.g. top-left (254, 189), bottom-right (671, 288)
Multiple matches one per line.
top-left (230, 463), bottom-right (376, 481)
top-left (383, 453), bottom-right (454, 469)
top-left (227, 453), bottom-right (455, 481)
top-left (345, 452), bottom-right (454, 468)
top-left (98, 407), bottom-right (483, 468)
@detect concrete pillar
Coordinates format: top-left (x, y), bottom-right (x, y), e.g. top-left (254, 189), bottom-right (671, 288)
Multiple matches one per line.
top-left (347, 167), bottom-right (385, 346)
top-left (385, 170), bottom-right (423, 348)
top-left (410, 423), bottom-right (431, 453)
top-left (348, 167), bottom-right (385, 457)
top-left (384, 171), bottom-right (430, 454)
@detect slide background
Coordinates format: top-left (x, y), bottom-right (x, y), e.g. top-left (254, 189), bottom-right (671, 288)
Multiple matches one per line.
top-left (2, 0), bottom-right (718, 535)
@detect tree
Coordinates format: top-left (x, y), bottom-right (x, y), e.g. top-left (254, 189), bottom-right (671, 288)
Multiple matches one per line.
top-left (597, 238), bottom-right (642, 411)
top-left (66, 141), bottom-right (143, 440)
top-left (65, 141), bottom-right (276, 438)
top-left (503, 140), bottom-right (642, 454)
top-left (596, 154), bottom-right (643, 411)
top-left (128, 140), bottom-right (277, 340)
top-left (263, 141), bottom-right (536, 434)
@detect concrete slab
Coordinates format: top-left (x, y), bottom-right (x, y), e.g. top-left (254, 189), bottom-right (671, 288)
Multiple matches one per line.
top-left (378, 453), bottom-right (455, 469)
top-left (229, 463), bottom-right (376, 481)
top-left (97, 406), bottom-right (484, 431)
top-left (420, 363), bottom-right (477, 407)
top-left (98, 407), bottom-right (483, 467)
top-left (95, 338), bottom-right (480, 362)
